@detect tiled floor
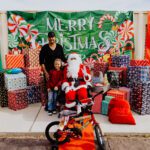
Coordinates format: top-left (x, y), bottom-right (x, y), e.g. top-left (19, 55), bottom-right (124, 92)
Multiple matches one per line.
top-left (0, 103), bottom-right (150, 134)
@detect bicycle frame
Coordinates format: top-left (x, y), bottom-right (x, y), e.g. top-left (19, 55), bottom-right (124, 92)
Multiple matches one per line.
top-left (45, 89), bottom-right (105, 149)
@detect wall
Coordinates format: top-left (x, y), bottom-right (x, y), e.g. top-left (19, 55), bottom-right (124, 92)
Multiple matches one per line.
top-left (0, 11), bottom-right (148, 68)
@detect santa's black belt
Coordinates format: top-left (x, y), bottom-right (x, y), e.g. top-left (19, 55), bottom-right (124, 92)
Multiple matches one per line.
top-left (67, 78), bottom-right (84, 82)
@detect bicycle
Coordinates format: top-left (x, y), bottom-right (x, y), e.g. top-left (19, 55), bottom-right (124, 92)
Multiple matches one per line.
top-left (45, 90), bottom-right (105, 150)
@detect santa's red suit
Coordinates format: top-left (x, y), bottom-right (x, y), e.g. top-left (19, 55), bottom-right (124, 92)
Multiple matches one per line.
top-left (62, 53), bottom-right (91, 108)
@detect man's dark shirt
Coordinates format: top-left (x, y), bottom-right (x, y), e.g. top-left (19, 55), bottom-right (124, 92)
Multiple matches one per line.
top-left (39, 43), bottom-right (66, 72)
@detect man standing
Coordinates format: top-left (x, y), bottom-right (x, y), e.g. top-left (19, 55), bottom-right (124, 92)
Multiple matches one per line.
top-left (39, 31), bottom-right (66, 111)
top-left (39, 31), bottom-right (66, 81)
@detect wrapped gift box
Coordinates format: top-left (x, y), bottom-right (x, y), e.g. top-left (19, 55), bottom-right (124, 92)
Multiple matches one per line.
top-left (4, 73), bottom-right (27, 91)
top-left (91, 92), bottom-right (103, 114)
top-left (8, 89), bottom-right (28, 111)
top-left (105, 95), bottom-right (114, 101)
top-left (130, 59), bottom-right (150, 66)
top-left (0, 71), bottom-right (5, 87)
top-left (129, 81), bottom-right (150, 115)
top-left (107, 70), bottom-right (123, 88)
top-left (127, 66), bottom-right (150, 83)
top-left (5, 54), bottom-right (24, 69)
top-left (0, 87), bottom-right (8, 107)
top-left (119, 87), bottom-right (131, 101)
top-left (101, 100), bottom-right (111, 115)
top-left (39, 74), bottom-right (47, 106)
top-left (111, 55), bottom-right (130, 67)
top-left (107, 89), bottom-right (127, 100)
top-left (108, 66), bottom-right (127, 85)
top-left (24, 49), bottom-right (40, 67)
top-left (24, 67), bottom-right (41, 86)
top-left (27, 85), bottom-right (41, 104)
top-left (93, 62), bottom-right (108, 76)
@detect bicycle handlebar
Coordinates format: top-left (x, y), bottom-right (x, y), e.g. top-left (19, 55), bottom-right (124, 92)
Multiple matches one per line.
top-left (91, 90), bottom-right (104, 100)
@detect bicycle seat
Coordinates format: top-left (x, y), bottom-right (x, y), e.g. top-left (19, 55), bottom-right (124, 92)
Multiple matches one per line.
top-left (59, 109), bottom-right (77, 117)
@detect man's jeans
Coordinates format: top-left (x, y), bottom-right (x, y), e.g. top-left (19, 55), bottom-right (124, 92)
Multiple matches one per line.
top-left (48, 91), bottom-right (57, 111)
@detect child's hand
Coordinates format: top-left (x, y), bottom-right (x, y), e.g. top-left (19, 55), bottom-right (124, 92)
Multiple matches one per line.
top-left (47, 88), bottom-right (51, 92)
top-left (54, 86), bottom-right (58, 91)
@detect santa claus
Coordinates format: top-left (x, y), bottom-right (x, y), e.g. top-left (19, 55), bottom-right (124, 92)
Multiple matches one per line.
top-left (62, 53), bottom-right (92, 108)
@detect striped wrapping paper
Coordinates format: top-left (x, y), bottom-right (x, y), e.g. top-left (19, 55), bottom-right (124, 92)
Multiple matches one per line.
top-left (130, 59), bottom-right (150, 66)
top-left (127, 66), bottom-right (150, 83)
top-left (24, 67), bottom-right (41, 86)
top-left (111, 55), bottom-right (130, 67)
top-left (128, 81), bottom-right (150, 115)
top-left (5, 54), bottom-right (24, 69)
top-left (8, 89), bottom-right (28, 111)
top-left (4, 73), bottom-right (27, 91)
top-left (27, 85), bottom-right (41, 104)
top-left (24, 49), bottom-right (40, 67)
top-left (0, 87), bottom-right (8, 107)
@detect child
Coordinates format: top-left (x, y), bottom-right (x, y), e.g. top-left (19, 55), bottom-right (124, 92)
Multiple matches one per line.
top-left (47, 58), bottom-right (63, 115)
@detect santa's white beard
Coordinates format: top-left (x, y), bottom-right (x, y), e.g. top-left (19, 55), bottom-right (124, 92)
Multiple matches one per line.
top-left (67, 60), bottom-right (80, 79)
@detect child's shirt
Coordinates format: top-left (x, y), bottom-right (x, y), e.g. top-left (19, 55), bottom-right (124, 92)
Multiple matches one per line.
top-left (47, 69), bottom-right (63, 90)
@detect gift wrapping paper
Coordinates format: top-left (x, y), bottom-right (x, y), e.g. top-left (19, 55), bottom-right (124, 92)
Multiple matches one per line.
top-left (27, 85), bottom-right (41, 104)
top-left (107, 89), bottom-right (127, 100)
top-left (4, 73), bottom-right (27, 91)
top-left (108, 66), bottom-right (127, 85)
top-left (24, 49), bottom-right (40, 67)
top-left (101, 100), bottom-right (111, 115)
top-left (0, 87), bottom-right (8, 107)
top-left (93, 62), bottom-right (108, 76)
top-left (111, 55), bottom-right (130, 67)
top-left (105, 95), bottom-right (114, 101)
top-left (91, 92), bottom-right (103, 114)
top-left (107, 70), bottom-right (123, 88)
top-left (39, 74), bottom-right (47, 106)
top-left (24, 67), bottom-right (41, 86)
top-left (119, 87), bottom-right (131, 101)
top-left (128, 81), bottom-right (150, 115)
top-left (5, 54), bottom-right (24, 69)
top-left (130, 59), bottom-right (150, 66)
top-left (8, 89), bottom-right (28, 111)
top-left (127, 66), bottom-right (150, 83)
top-left (0, 71), bottom-right (5, 87)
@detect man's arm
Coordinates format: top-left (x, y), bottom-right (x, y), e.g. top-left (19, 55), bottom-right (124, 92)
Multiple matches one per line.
top-left (41, 64), bottom-right (49, 81)
top-left (39, 47), bottom-right (49, 80)
top-left (60, 45), bottom-right (67, 63)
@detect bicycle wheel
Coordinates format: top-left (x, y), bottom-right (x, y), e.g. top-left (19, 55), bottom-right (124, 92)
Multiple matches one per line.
top-left (94, 125), bottom-right (105, 150)
top-left (45, 121), bottom-right (69, 145)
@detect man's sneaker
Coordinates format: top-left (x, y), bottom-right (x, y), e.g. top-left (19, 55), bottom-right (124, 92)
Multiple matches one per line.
top-left (53, 110), bottom-right (57, 114)
top-left (48, 111), bottom-right (53, 116)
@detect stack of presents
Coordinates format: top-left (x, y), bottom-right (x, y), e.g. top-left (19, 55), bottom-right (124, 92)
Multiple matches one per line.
top-left (0, 49), bottom-right (47, 111)
top-left (90, 55), bottom-right (150, 124)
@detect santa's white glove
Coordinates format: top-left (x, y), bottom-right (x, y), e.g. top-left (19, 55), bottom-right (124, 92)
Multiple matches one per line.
top-left (65, 86), bottom-right (71, 93)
